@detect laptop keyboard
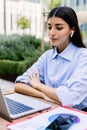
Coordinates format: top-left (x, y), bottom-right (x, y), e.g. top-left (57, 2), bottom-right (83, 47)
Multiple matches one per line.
top-left (5, 97), bottom-right (34, 115)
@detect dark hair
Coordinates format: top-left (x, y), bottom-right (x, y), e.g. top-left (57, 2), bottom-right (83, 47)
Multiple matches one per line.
top-left (48, 6), bottom-right (86, 48)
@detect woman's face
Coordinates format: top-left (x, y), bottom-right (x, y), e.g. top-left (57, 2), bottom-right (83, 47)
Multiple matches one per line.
top-left (48, 17), bottom-right (72, 53)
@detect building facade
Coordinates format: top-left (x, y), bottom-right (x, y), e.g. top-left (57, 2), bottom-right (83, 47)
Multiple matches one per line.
top-left (0, 0), bottom-right (47, 39)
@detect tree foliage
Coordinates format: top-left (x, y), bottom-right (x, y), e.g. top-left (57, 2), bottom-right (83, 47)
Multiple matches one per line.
top-left (45, 0), bottom-right (63, 9)
top-left (50, 0), bottom-right (63, 9)
top-left (17, 16), bottom-right (30, 30)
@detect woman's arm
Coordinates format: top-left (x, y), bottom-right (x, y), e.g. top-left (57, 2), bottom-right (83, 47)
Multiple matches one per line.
top-left (28, 72), bottom-right (62, 105)
top-left (36, 83), bottom-right (62, 105)
top-left (14, 82), bottom-right (45, 99)
top-left (14, 82), bottom-right (61, 104)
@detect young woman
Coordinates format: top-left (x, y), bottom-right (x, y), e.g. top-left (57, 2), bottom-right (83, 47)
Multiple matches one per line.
top-left (14, 6), bottom-right (87, 110)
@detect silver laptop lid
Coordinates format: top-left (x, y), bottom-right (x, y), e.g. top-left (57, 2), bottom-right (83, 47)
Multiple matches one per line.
top-left (0, 87), bottom-right (11, 121)
top-left (0, 87), bottom-right (51, 120)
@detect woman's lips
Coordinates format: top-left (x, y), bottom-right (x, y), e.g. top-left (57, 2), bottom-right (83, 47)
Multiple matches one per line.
top-left (50, 38), bottom-right (57, 43)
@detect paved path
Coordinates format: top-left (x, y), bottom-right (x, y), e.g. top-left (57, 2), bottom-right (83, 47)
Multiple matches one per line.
top-left (0, 79), bottom-right (15, 94)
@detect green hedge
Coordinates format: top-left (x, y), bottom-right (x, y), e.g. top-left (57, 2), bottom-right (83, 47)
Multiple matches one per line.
top-left (0, 35), bottom-right (50, 81)
top-left (0, 35), bottom-right (42, 61)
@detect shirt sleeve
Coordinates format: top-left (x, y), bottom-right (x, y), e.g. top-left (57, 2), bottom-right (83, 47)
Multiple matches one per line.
top-left (15, 51), bottom-right (49, 85)
top-left (55, 49), bottom-right (87, 107)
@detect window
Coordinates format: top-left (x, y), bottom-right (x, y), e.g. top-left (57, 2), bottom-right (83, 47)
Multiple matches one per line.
top-left (83, 0), bottom-right (87, 4)
top-left (76, 0), bottom-right (79, 6)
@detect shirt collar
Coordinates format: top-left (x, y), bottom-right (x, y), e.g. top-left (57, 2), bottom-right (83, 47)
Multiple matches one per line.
top-left (52, 43), bottom-right (78, 61)
top-left (52, 47), bottom-right (58, 59)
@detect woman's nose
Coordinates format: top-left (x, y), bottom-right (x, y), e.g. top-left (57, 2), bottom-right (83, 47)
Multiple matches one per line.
top-left (49, 28), bottom-right (56, 35)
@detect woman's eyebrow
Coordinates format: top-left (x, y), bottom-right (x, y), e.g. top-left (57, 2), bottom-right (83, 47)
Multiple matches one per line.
top-left (55, 23), bottom-right (64, 26)
top-left (47, 23), bottom-right (64, 26)
top-left (47, 23), bottom-right (51, 26)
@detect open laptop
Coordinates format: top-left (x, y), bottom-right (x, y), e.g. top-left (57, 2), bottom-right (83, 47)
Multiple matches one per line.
top-left (0, 87), bottom-right (51, 121)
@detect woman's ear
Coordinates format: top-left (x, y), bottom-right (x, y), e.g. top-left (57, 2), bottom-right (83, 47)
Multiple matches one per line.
top-left (70, 31), bottom-right (74, 38)
top-left (70, 27), bottom-right (75, 38)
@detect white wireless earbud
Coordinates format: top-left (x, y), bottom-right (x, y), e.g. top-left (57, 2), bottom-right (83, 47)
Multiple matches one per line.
top-left (70, 31), bottom-right (74, 38)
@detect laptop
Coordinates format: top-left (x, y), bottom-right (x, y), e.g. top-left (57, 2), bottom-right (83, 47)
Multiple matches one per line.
top-left (0, 87), bottom-right (51, 121)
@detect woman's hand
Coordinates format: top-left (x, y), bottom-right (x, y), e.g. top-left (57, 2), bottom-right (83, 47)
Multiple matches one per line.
top-left (29, 70), bottom-right (41, 89)
top-left (28, 70), bottom-right (62, 105)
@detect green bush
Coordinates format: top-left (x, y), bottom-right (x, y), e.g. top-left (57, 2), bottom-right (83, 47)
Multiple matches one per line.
top-left (0, 35), bottom-right (50, 81)
top-left (0, 49), bottom-right (43, 75)
top-left (0, 60), bottom-right (18, 75)
top-left (0, 35), bottom-right (42, 61)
